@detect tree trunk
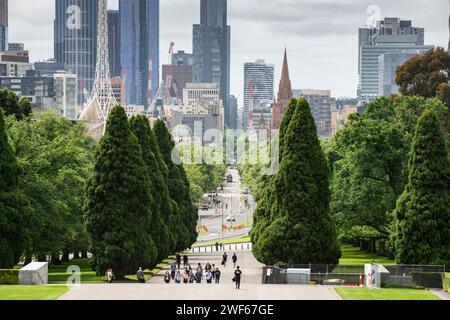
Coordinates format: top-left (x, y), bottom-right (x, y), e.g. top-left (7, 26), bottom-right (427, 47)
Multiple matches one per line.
top-left (37, 254), bottom-right (47, 262)
top-left (81, 251), bottom-right (88, 259)
top-left (51, 254), bottom-right (61, 266)
top-left (379, 241), bottom-right (386, 256)
top-left (61, 252), bottom-right (70, 263)
top-left (24, 255), bottom-right (32, 265)
top-left (360, 240), bottom-right (369, 251)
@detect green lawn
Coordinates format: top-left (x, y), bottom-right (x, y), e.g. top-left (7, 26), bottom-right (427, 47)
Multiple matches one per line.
top-left (339, 246), bottom-right (396, 265)
top-left (48, 256), bottom-right (175, 283)
top-left (0, 285), bottom-right (69, 300)
top-left (334, 287), bottom-right (441, 300)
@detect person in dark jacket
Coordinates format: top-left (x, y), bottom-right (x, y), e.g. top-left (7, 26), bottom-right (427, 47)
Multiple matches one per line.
top-left (234, 266), bottom-right (242, 290)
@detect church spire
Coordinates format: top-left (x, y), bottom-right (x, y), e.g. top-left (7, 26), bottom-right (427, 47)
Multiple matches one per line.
top-left (278, 48), bottom-right (292, 101)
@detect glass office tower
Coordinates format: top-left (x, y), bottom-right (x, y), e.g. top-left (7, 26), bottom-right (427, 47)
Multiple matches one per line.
top-left (119, 0), bottom-right (159, 109)
top-left (54, 0), bottom-right (98, 106)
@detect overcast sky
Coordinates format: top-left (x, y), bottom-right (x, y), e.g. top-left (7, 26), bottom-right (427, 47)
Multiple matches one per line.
top-left (7, 0), bottom-right (449, 105)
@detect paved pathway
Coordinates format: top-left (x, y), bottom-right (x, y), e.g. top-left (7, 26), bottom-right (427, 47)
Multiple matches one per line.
top-left (59, 250), bottom-right (339, 300)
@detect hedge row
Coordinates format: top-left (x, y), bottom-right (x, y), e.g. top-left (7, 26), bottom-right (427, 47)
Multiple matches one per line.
top-left (0, 269), bottom-right (19, 285)
top-left (443, 273), bottom-right (450, 292)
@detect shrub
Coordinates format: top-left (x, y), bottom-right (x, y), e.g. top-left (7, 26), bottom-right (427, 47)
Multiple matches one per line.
top-left (411, 272), bottom-right (443, 289)
top-left (443, 273), bottom-right (450, 292)
top-left (0, 269), bottom-right (19, 284)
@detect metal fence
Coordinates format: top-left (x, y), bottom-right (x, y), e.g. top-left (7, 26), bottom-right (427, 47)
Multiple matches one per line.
top-left (190, 242), bottom-right (253, 254)
top-left (262, 264), bottom-right (446, 288)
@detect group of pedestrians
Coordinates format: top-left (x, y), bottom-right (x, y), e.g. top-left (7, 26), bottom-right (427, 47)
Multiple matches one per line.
top-left (165, 260), bottom-right (222, 285)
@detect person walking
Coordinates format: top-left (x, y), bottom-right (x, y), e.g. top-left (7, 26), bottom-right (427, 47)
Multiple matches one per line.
top-left (222, 252), bottom-right (228, 267)
top-left (176, 254), bottom-right (181, 269)
top-left (195, 269), bottom-right (203, 284)
top-left (205, 270), bottom-right (213, 284)
top-left (136, 267), bottom-right (145, 283)
top-left (215, 268), bottom-right (221, 284)
top-left (232, 253), bottom-right (238, 268)
top-left (171, 262), bottom-right (177, 280)
top-left (183, 254), bottom-right (189, 268)
top-left (183, 271), bottom-right (189, 284)
top-left (189, 271), bottom-right (195, 284)
top-left (234, 266), bottom-right (242, 290)
top-left (197, 263), bottom-right (203, 273)
top-left (164, 271), bottom-right (171, 284)
top-left (107, 269), bottom-right (114, 284)
top-left (211, 264), bottom-right (216, 280)
top-left (175, 271), bottom-right (182, 284)
top-left (215, 242), bottom-right (219, 252)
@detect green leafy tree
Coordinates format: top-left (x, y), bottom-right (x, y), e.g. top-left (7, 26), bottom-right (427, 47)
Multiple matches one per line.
top-left (328, 96), bottom-right (447, 253)
top-left (85, 106), bottom-right (157, 277)
top-left (153, 119), bottom-right (195, 250)
top-left (253, 99), bottom-right (341, 265)
top-left (130, 116), bottom-right (171, 263)
top-left (0, 110), bottom-right (32, 268)
top-left (396, 47), bottom-right (450, 131)
top-left (390, 110), bottom-right (450, 265)
top-left (6, 110), bottom-right (95, 263)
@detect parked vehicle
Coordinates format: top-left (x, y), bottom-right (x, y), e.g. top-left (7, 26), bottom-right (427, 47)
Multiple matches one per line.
top-left (227, 174), bottom-right (233, 183)
top-left (226, 215), bottom-right (236, 222)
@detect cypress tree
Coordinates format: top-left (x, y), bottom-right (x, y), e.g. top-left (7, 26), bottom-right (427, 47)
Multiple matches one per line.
top-left (153, 120), bottom-right (197, 250)
top-left (252, 99), bottom-right (298, 258)
top-left (130, 116), bottom-right (171, 263)
top-left (0, 110), bottom-right (32, 268)
top-left (391, 109), bottom-right (450, 265)
top-left (254, 99), bottom-right (341, 265)
top-left (85, 106), bottom-right (157, 277)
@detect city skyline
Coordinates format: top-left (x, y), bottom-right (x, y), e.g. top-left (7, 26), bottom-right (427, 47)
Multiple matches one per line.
top-left (5, 0), bottom-right (450, 104)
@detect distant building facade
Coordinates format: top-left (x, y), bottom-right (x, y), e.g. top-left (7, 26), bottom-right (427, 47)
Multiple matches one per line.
top-left (0, 0), bottom-right (7, 51)
top-left (358, 17), bottom-right (432, 99)
top-left (54, 72), bottom-right (77, 120)
top-left (120, 0), bottom-right (160, 108)
top-left (193, 0), bottom-right (233, 128)
top-left (107, 10), bottom-right (120, 77)
top-left (0, 50), bottom-right (33, 77)
top-left (294, 89), bottom-right (334, 137)
top-left (243, 60), bottom-right (274, 129)
top-left (378, 50), bottom-right (429, 97)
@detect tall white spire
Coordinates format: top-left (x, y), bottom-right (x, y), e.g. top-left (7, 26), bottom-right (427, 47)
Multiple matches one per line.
top-left (79, 0), bottom-right (117, 139)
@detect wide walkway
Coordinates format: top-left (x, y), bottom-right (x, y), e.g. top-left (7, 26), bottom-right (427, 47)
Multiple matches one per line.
top-left (59, 251), bottom-right (340, 300)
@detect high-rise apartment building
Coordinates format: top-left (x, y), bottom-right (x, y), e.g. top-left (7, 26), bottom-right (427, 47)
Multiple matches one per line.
top-left (193, 0), bottom-right (233, 128)
top-left (358, 17), bottom-right (432, 99)
top-left (120, 0), bottom-right (159, 108)
top-left (107, 10), bottom-right (120, 77)
top-left (294, 89), bottom-right (335, 137)
top-left (54, 72), bottom-right (77, 121)
top-left (0, 0), bottom-right (7, 51)
top-left (54, 0), bottom-right (98, 106)
top-left (243, 60), bottom-right (274, 129)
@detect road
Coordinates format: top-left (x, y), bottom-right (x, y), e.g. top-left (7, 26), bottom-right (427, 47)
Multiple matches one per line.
top-left (197, 168), bottom-right (255, 243)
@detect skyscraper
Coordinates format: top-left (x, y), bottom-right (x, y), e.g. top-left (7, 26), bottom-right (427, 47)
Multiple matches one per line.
top-left (243, 60), bottom-right (274, 129)
top-left (107, 10), bottom-right (120, 77)
top-left (119, 0), bottom-right (159, 109)
top-left (54, 0), bottom-right (98, 106)
top-left (358, 17), bottom-right (431, 99)
top-left (0, 0), bottom-right (8, 51)
top-left (193, 0), bottom-right (233, 128)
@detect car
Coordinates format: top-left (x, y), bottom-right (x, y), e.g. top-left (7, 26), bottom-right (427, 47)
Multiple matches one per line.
top-left (242, 188), bottom-right (249, 195)
top-left (226, 215), bottom-right (236, 222)
top-left (227, 174), bottom-right (233, 183)
top-left (200, 205), bottom-right (209, 211)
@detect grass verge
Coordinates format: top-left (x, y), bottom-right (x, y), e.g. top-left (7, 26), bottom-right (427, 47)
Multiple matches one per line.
top-left (334, 287), bottom-right (441, 300)
top-left (0, 285), bottom-right (69, 300)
